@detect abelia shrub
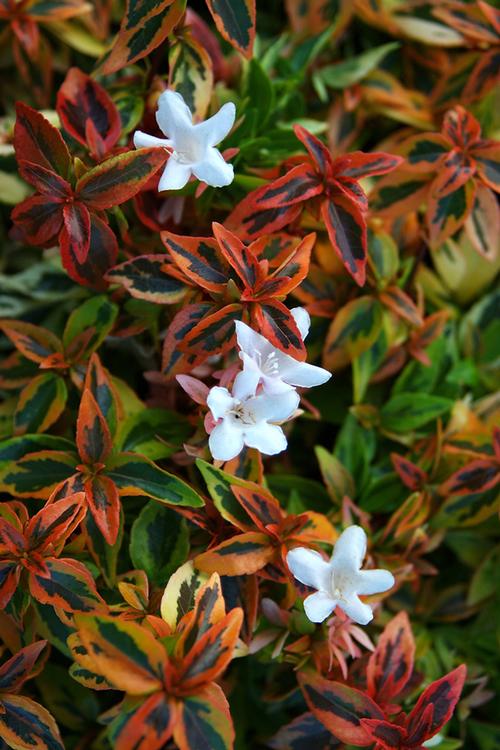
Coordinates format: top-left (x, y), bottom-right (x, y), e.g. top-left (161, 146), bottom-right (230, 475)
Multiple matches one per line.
top-left (0, 1), bottom-right (498, 749)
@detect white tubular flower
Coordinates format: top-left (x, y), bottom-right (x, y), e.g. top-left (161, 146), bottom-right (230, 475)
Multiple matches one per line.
top-left (133, 90), bottom-right (236, 191)
top-left (206, 378), bottom-right (299, 462)
top-left (286, 525), bottom-right (395, 625)
top-left (234, 308), bottom-right (331, 396)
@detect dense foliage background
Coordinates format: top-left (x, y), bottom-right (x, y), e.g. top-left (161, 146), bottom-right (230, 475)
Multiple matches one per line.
top-left (0, 1), bottom-right (499, 749)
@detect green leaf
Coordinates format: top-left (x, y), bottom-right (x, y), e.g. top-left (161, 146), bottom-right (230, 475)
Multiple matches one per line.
top-left (62, 295), bottom-right (118, 357)
top-left (467, 545), bottom-right (500, 606)
top-left (35, 663), bottom-right (100, 732)
top-left (0, 450), bottom-right (76, 498)
top-left (118, 408), bottom-right (191, 460)
top-left (106, 452), bottom-right (204, 507)
top-left (318, 42), bottom-right (400, 89)
top-left (324, 297), bottom-right (384, 370)
top-left (130, 501), bottom-right (189, 586)
top-left (14, 373), bottom-right (67, 435)
top-left (380, 393), bottom-right (453, 432)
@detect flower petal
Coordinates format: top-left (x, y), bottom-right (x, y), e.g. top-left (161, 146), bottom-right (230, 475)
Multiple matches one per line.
top-left (158, 159), bottom-right (192, 191)
top-left (233, 364), bottom-right (260, 401)
top-left (291, 307), bottom-right (310, 340)
top-left (207, 386), bottom-right (235, 420)
top-left (243, 422), bottom-right (287, 455)
top-left (156, 90), bottom-right (193, 139)
top-left (194, 102), bottom-right (236, 148)
top-left (356, 569), bottom-right (395, 596)
top-left (192, 148), bottom-right (234, 187)
top-left (331, 525), bottom-right (367, 572)
top-left (250, 389), bottom-right (299, 423)
top-left (278, 358), bottom-right (332, 388)
top-left (286, 547), bottom-right (332, 591)
top-left (133, 131), bottom-right (172, 149)
top-left (209, 421), bottom-right (244, 462)
top-left (340, 595), bottom-right (374, 625)
top-left (304, 591), bottom-right (337, 623)
top-left (235, 320), bottom-right (273, 360)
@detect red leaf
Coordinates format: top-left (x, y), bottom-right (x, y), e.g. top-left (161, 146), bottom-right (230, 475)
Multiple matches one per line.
top-left (14, 102), bottom-right (70, 178)
top-left (391, 454), bottom-right (428, 491)
top-left (442, 106), bottom-right (481, 149)
top-left (57, 67), bottom-right (121, 157)
top-left (430, 149), bottom-right (475, 199)
top-left (29, 557), bottom-right (105, 612)
top-left (359, 718), bottom-right (407, 749)
top-left (0, 563), bottom-right (21, 609)
top-left (161, 303), bottom-right (214, 377)
top-left (226, 190), bottom-right (302, 241)
top-left (294, 125), bottom-right (333, 176)
top-left (213, 222), bottom-right (263, 291)
top-left (75, 149), bottom-right (169, 209)
top-left (321, 194), bottom-right (367, 286)
top-left (0, 641), bottom-right (47, 692)
top-left (61, 202), bottom-right (91, 265)
top-left (427, 179), bottom-right (476, 247)
top-left (473, 142), bottom-right (500, 193)
top-left (253, 300), bottom-right (306, 359)
top-left (181, 303), bottom-right (243, 358)
top-left (258, 232), bottom-right (314, 297)
top-left (367, 611), bottom-right (415, 706)
top-left (379, 286), bottom-right (423, 327)
top-left (61, 213), bottom-right (118, 289)
top-left (26, 493), bottom-right (85, 553)
top-left (112, 692), bottom-right (173, 750)
top-left (17, 161), bottom-right (72, 198)
top-left (336, 151), bottom-right (403, 179)
top-left (11, 195), bottom-right (63, 245)
top-left (162, 232), bottom-right (230, 293)
top-left (76, 388), bottom-right (112, 465)
top-left (254, 163), bottom-right (323, 208)
top-left (299, 671), bottom-right (384, 746)
top-left (231, 485), bottom-right (282, 530)
top-left (84, 474), bottom-right (121, 545)
top-left (439, 459), bottom-right (500, 496)
top-left (406, 665), bottom-right (467, 743)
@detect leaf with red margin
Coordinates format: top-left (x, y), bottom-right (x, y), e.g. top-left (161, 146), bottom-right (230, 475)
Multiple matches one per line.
top-left (26, 493), bottom-right (85, 553)
top-left (0, 516), bottom-right (25, 555)
top-left (0, 450), bottom-right (77, 499)
top-left (230, 485), bottom-right (283, 530)
top-left (465, 183), bottom-right (499, 260)
top-left (379, 286), bottom-right (423, 327)
top-left (226, 192), bottom-right (302, 242)
top-left (473, 143), bottom-right (500, 193)
top-left (76, 148), bottom-right (169, 210)
top-left (176, 574), bottom-right (226, 657)
top-left (0, 694), bottom-right (64, 750)
top-left (298, 671), bottom-right (384, 746)
top-left (106, 255), bottom-right (188, 304)
top-left (321, 193), bottom-right (367, 286)
top-left (391, 454), bottom-right (427, 491)
top-left (0, 563), bottom-right (20, 610)
top-left (162, 303), bottom-right (214, 377)
top-left (110, 692), bottom-right (173, 750)
top-left (427, 179), bottom-right (476, 247)
top-left (57, 67), bottom-right (121, 158)
top-left (29, 557), bottom-right (105, 613)
top-left (0, 640), bottom-right (47, 692)
top-left (0, 320), bottom-right (62, 364)
top-left (10, 195), bottom-right (64, 245)
top-left (195, 532), bottom-right (274, 576)
top-left (76, 389), bottom-right (112, 465)
top-left (99, 0), bottom-right (186, 75)
top-left (294, 125), bottom-right (333, 177)
top-left (61, 213), bottom-right (118, 289)
top-left (61, 202), bottom-right (91, 265)
top-left (181, 303), bottom-right (243, 358)
top-left (11, 16), bottom-right (40, 56)
top-left (268, 711), bottom-right (335, 750)
top-left (213, 222), bottom-right (262, 291)
top-left (162, 232), bottom-right (230, 293)
top-left (14, 102), bottom-right (71, 178)
top-left (433, 2), bottom-right (500, 44)
top-left (17, 161), bottom-right (72, 197)
top-left (84, 474), bottom-right (121, 545)
top-left (336, 151), bottom-right (403, 179)
top-left (397, 133), bottom-right (450, 173)
top-left (178, 608), bottom-right (243, 689)
top-left (410, 310), bottom-right (449, 351)
top-left (439, 460), bottom-right (500, 496)
top-left (254, 163), bottom-right (323, 209)
top-left (28, 0), bottom-right (93, 21)
top-left (74, 614), bottom-right (166, 694)
top-left (369, 171), bottom-right (430, 217)
top-left (359, 718), bottom-right (407, 749)
top-left (174, 682), bottom-right (234, 750)
top-left (206, 0), bottom-right (255, 58)
top-left (367, 611), bottom-right (415, 706)
top-left (430, 150), bottom-right (475, 199)
top-left (406, 665), bottom-right (466, 743)
top-left (83, 352), bottom-right (120, 437)
top-left (494, 426), bottom-right (500, 462)
top-left (253, 300), bottom-right (306, 360)
top-left (442, 106), bottom-right (481, 149)
top-left (257, 233), bottom-right (315, 298)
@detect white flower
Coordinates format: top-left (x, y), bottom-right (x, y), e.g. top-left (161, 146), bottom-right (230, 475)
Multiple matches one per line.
top-left (133, 90), bottom-right (235, 191)
top-left (234, 308), bottom-right (331, 396)
top-left (286, 525), bottom-right (394, 625)
top-left (207, 378), bottom-right (299, 462)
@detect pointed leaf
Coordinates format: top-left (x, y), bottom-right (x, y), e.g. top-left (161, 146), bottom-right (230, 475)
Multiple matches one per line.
top-left (379, 286), bottom-right (423, 327)
top-left (85, 474), bottom-right (121, 545)
top-left (106, 254), bottom-right (187, 303)
top-left (294, 125), bottom-right (333, 176)
top-left (62, 296), bottom-right (119, 360)
top-left (439, 459), bottom-right (500, 496)
top-left (254, 163), bottom-right (323, 209)
top-left (406, 665), bottom-right (467, 742)
top-left (206, 0), bottom-right (255, 58)
top-left (380, 393), bottom-right (453, 432)
top-left (254, 300), bottom-right (306, 359)
top-left (29, 557), bottom-right (105, 613)
top-left (473, 143), bottom-right (500, 193)
top-left (324, 296), bottom-right (383, 370)
top-left (359, 718), bottom-right (407, 749)
top-left (14, 102), bottom-right (70, 178)
top-left (26, 493), bottom-right (85, 552)
top-left (0, 640), bottom-right (47, 692)
top-left (61, 202), bottom-right (91, 265)
top-left (195, 532), bottom-right (274, 576)
top-left (367, 611), bottom-right (415, 705)
top-left (174, 682), bottom-right (234, 750)
top-left (213, 222), bottom-right (262, 290)
top-left (427, 179), bottom-right (475, 247)
top-left (226, 191), bottom-right (302, 242)
top-left (0, 321), bottom-right (62, 364)
top-left (61, 212), bottom-right (118, 289)
top-left (181, 303), bottom-right (243, 358)
top-left (130, 501), bottom-right (189, 587)
top-left (110, 692), bottom-right (173, 750)
top-left (14, 373), bottom-right (67, 435)
top-left (17, 161), bottom-right (72, 197)
top-left (0, 694), bottom-right (64, 750)
top-left (0, 451), bottom-right (76, 498)
top-left (10, 195), bottom-right (64, 245)
top-left (465, 184), bottom-right (499, 260)
top-left (337, 151), bottom-right (403, 179)
top-left (321, 194), bottom-right (367, 286)
top-left (76, 388), bottom-right (112, 465)
top-left (162, 232), bottom-right (230, 293)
